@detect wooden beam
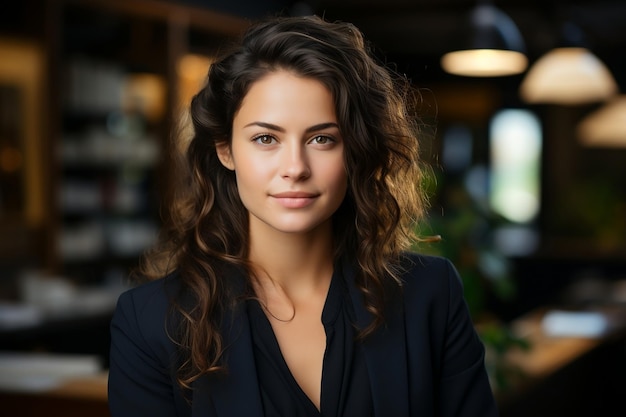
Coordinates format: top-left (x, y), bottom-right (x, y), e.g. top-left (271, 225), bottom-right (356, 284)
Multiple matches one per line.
top-left (56, 0), bottom-right (250, 36)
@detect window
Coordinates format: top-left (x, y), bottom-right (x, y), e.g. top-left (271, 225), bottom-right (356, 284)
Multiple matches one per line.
top-left (489, 109), bottom-right (541, 224)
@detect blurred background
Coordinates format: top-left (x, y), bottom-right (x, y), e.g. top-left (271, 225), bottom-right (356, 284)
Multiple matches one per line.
top-left (1, 0), bottom-right (625, 416)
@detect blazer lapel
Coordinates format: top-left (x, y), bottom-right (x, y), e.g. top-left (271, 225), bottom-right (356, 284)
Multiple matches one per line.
top-left (342, 258), bottom-right (410, 417)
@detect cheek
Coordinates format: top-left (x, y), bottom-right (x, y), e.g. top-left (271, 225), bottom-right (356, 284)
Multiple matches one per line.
top-left (230, 148), bottom-right (268, 182)
top-left (233, 157), bottom-right (274, 204)
top-left (245, 158), bottom-right (274, 182)
top-left (324, 157), bottom-right (348, 194)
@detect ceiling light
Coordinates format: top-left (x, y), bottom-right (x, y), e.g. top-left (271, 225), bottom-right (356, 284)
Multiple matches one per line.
top-left (520, 21), bottom-right (618, 105)
top-left (520, 47), bottom-right (618, 105)
top-left (441, 2), bottom-right (528, 77)
top-left (577, 95), bottom-right (626, 147)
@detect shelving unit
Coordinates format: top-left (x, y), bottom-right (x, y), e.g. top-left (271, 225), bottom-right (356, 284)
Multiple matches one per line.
top-left (0, 0), bottom-right (247, 365)
top-left (43, 0), bottom-right (248, 284)
top-left (57, 8), bottom-right (165, 281)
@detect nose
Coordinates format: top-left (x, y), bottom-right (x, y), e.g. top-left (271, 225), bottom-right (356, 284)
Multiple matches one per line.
top-left (280, 142), bottom-right (311, 180)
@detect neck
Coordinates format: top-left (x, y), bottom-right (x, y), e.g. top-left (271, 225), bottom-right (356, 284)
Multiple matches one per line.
top-left (248, 222), bottom-right (335, 299)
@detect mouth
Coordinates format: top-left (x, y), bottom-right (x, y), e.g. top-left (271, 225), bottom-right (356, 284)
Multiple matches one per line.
top-left (271, 191), bottom-right (319, 208)
top-left (272, 191), bottom-right (318, 198)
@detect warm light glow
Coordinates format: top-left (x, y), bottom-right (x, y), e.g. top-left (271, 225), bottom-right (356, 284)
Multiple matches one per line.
top-left (122, 73), bottom-right (167, 122)
top-left (0, 38), bottom-right (44, 225)
top-left (175, 54), bottom-right (214, 151)
top-left (177, 54), bottom-right (213, 107)
top-left (441, 49), bottom-right (528, 77)
top-left (577, 95), bottom-right (626, 147)
top-left (520, 47), bottom-right (618, 105)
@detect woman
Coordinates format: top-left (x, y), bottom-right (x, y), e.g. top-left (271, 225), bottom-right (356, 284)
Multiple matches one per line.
top-left (108, 15), bottom-right (499, 417)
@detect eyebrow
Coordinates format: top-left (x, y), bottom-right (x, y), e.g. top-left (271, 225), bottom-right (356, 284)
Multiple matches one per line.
top-left (243, 121), bottom-right (340, 134)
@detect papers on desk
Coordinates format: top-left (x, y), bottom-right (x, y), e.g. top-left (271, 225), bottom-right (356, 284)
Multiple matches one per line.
top-left (0, 276), bottom-right (127, 332)
top-left (0, 352), bottom-right (102, 393)
top-left (0, 303), bottom-right (43, 330)
top-left (541, 310), bottom-right (609, 338)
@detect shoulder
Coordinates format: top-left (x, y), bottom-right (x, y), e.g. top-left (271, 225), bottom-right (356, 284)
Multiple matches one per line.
top-left (397, 252), bottom-right (460, 289)
top-left (398, 251), bottom-right (456, 274)
top-left (117, 273), bottom-right (180, 316)
top-left (112, 272), bottom-right (181, 349)
top-left (395, 252), bottom-right (464, 310)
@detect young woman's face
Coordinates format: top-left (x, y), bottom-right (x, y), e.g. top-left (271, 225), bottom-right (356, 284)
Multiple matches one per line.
top-left (219, 70), bottom-right (347, 237)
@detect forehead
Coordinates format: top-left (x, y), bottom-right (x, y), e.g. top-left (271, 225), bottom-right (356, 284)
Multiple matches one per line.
top-left (234, 70), bottom-right (337, 125)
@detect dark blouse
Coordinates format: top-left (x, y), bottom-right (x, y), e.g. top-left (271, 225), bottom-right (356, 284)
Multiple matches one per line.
top-left (247, 268), bottom-right (373, 417)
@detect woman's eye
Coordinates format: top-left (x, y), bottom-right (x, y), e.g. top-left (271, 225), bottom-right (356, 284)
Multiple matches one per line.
top-left (253, 135), bottom-right (275, 145)
top-left (311, 135), bottom-right (333, 145)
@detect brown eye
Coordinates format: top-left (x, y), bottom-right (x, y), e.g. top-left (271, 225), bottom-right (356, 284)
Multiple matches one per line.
top-left (311, 135), bottom-right (333, 145)
top-left (253, 134), bottom-right (276, 145)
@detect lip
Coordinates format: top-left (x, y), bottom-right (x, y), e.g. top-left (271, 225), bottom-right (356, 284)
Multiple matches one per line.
top-left (272, 191), bottom-right (317, 198)
top-left (271, 191), bottom-right (319, 208)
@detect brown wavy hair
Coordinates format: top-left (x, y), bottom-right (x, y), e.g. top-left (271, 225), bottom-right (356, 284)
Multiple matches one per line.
top-left (138, 15), bottom-right (429, 389)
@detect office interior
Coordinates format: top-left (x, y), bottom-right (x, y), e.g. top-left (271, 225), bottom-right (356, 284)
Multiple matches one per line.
top-left (1, 0), bottom-right (625, 416)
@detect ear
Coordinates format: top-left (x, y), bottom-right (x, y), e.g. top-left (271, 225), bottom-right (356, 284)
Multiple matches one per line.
top-left (216, 141), bottom-right (235, 170)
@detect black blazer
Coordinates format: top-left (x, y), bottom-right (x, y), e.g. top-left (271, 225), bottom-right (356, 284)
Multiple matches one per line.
top-left (108, 253), bottom-right (499, 416)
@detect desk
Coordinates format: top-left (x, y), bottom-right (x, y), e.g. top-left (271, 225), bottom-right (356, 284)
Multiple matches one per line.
top-left (0, 352), bottom-right (109, 417)
top-left (497, 307), bottom-right (626, 417)
top-left (0, 373), bottom-right (109, 417)
top-left (47, 372), bottom-right (109, 401)
top-left (504, 309), bottom-right (603, 377)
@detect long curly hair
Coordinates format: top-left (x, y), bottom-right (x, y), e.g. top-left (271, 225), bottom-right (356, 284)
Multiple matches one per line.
top-left (138, 15), bottom-right (429, 389)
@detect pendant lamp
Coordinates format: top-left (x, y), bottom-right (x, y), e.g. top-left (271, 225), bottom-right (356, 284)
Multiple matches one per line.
top-left (441, 1), bottom-right (528, 77)
top-left (520, 23), bottom-right (617, 105)
top-left (577, 96), bottom-right (626, 147)
top-left (520, 48), bottom-right (617, 105)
